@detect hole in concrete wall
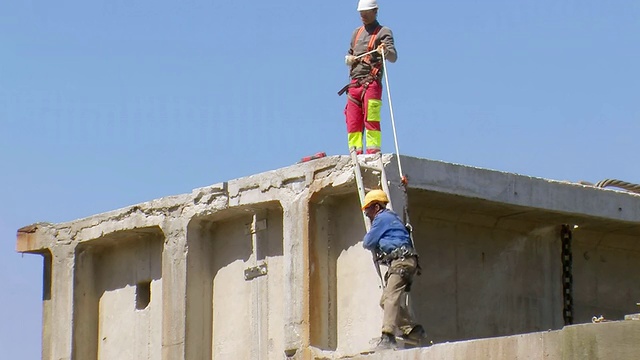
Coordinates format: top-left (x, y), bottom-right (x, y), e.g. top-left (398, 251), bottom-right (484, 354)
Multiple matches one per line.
top-left (136, 281), bottom-right (151, 310)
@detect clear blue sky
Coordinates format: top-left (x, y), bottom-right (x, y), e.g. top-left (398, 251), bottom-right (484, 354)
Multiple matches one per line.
top-left (1, 1), bottom-right (638, 357)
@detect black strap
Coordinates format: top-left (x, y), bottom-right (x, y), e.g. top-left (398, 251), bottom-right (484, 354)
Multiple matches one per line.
top-left (337, 83), bottom-right (352, 96)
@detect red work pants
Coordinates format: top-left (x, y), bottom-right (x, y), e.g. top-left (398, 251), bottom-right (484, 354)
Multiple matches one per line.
top-left (344, 79), bottom-right (382, 154)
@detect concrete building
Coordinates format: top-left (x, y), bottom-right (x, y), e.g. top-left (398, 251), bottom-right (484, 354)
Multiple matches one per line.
top-left (16, 154), bottom-right (640, 359)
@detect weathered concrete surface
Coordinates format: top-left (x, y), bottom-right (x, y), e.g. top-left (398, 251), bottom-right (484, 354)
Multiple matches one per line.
top-left (73, 228), bottom-right (163, 359)
top-left (16, 154), bottom-right (640, 359)
top-left (336, 320), bottom-right (640, 360)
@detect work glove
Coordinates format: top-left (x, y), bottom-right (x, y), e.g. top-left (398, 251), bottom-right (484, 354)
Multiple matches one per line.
top-left (345, 55), bottom-right (357, 66)
top-left (377, 43), bottom-right (387, 56)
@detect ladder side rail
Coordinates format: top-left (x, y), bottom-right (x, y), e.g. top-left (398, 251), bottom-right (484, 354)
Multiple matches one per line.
top-left (350, 148), bottom-right (371, 231)
top-left (350, 148), bottom-right (384, 288)
top-left (377, 155), bottom-right (393, 212)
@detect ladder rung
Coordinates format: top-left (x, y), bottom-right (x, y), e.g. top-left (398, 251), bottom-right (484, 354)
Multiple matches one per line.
top-left (359, 164), bottom-right (383, 172)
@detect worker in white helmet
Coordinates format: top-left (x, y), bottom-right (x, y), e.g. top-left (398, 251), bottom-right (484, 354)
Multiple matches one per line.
top-left (338, 0), bottom-right (397, 155)
top-left (361, 189), bottom-right (425, 350)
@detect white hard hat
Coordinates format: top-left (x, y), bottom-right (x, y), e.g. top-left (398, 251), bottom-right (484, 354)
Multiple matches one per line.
top-left (357, 0), bottom-right (378, 11)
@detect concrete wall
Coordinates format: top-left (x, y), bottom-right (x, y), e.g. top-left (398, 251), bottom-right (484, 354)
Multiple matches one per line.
top-left (73, 227), bottom-right (164, 360)
top-left (185, 203), bottom-right (285, 360)
top-left (572, 229), bottom-right (640, 322)
top-left (405, 187), bottom-right (640, 345)
top-left (309, 193), bottom-right (383, 355)
top-left (16, 154), bottom-right (640, 359)
top-left (408, 190), bottom-right (564, 343)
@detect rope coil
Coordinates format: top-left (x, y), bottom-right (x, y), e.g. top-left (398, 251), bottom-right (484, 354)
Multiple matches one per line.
top-left (594, 179), bottom-right (640, 194)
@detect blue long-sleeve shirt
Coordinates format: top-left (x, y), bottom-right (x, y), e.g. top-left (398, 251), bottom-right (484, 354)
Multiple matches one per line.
top-left (363, 209), bottom-right (412, 254)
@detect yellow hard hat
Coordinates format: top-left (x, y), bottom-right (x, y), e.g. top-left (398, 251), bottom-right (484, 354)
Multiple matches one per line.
top-left (362, 189), bottom-right (389, 210)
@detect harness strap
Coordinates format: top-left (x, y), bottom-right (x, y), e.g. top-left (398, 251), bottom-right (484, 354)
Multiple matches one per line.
top-left (337, 74), bottom-right (377, 98)
top-left (382, 248), bottom-right (420, 291)
top-left (337, 83), bottom-right (352, 96)
top-left (367, 26), bottom-right (381, 51)
top-left (347, 93), bottom-right (362, 107)
top-left (378, 245), bottom-right (418, 265)
top-left (352, 26), bottom-right (382, 54)
top-left (342, 77), bottom-right (376, 112)
top-left (339, 26), bottom-right (384, 97)
top-left (352, 26), bottom-right (365, 50)
top-left (352, 25), bottom-right (383, 76)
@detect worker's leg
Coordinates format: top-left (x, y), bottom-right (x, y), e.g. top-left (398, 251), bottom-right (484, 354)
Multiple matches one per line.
top-left (363, 81), bottom-right (382, 154)
top-left (397, 293), bottom-right (419, 336)
top-left (380, 272), bottom-right (404, 335)
top-left (380, 257), bottom-right (417, 334)
top-left (380, 257), bottom-right (418, 335)
top-left (345, 81), bottom-right (365, 154)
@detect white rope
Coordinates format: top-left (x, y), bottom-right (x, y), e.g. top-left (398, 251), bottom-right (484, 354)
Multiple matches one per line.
top-left (381, 51), bottom-right (404, 180)
top-left (354, 49), bottom-right (378, 60)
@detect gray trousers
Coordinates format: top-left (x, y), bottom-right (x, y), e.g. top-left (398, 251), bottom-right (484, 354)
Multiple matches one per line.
top-left (380, 256), bottom-right (418, 335)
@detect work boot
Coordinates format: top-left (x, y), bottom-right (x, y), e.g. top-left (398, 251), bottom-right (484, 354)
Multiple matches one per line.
top-left (400, 325), bottom-right (427, 348)
top-left (374, 332), bottom-right (397, 351)
top-left (402, 324), bottom-right (426, 342)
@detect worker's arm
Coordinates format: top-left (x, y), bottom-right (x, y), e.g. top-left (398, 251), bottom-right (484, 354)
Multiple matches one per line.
top-left (377, 28), bottom-right (397, 63)
top-left (347, 27), bottom-right (360, 56)
top-left (345, 28), bottom-right (360, 66)
top-left (363, 216), bottom-right (385, 250)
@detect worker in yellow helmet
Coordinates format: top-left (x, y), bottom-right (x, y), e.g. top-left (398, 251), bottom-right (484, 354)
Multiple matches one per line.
top-left (361, 189), bottom-right (425, 350)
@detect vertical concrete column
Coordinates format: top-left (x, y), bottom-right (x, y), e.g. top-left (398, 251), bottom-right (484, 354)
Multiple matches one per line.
top-left (41, 251), bottom-right (52, 360)
top-left (161, 221), bottom-right (189, 360)
top-left (309, 201), bottom-right (337, 350)
top-left (184, 219), bottom-right (214, 360)
top-left (282, 197), bottom-right (310, 357)
top-left (46, 244), bottom-right (76, 360)
top-left (72, 245), bottom-right (98, 360)
top-left (249, 211), bottom-right (269, 360)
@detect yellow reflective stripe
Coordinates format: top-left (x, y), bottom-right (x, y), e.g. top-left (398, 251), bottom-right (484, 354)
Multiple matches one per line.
top-left (348, 132), bottom-right (363, 150)
top-left (367, 99), bottom-right (382, 122)
top-left (366, 130), bottom-right (381, 149)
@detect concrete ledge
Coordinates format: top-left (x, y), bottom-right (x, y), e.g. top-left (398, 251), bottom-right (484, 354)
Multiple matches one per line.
top-left (16, 222), bottom-right (54, 253)
top-left (397, 155), bottom-right (640, 229)
top-left (333, 320), bottom-right (640, 360)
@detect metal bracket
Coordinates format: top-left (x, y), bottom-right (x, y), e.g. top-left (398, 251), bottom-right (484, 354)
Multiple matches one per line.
top-left (244, 262), bottom-right (268, 281)
top-left (560, 224), bottom-right (574, 326)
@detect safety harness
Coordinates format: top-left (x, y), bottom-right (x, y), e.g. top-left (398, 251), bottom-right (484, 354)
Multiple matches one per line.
top-left (337, 25), bottom-right (384, 107)
top-left (377, 245), bottom-right (418, 267)
top-left (379, 244), bottom-right (420, 291)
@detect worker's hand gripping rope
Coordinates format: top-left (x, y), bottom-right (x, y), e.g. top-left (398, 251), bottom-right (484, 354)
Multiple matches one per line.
top-left (345, 55), bottom-right (357, 66)
top-left (348, 44), bottom-right (387, 65)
